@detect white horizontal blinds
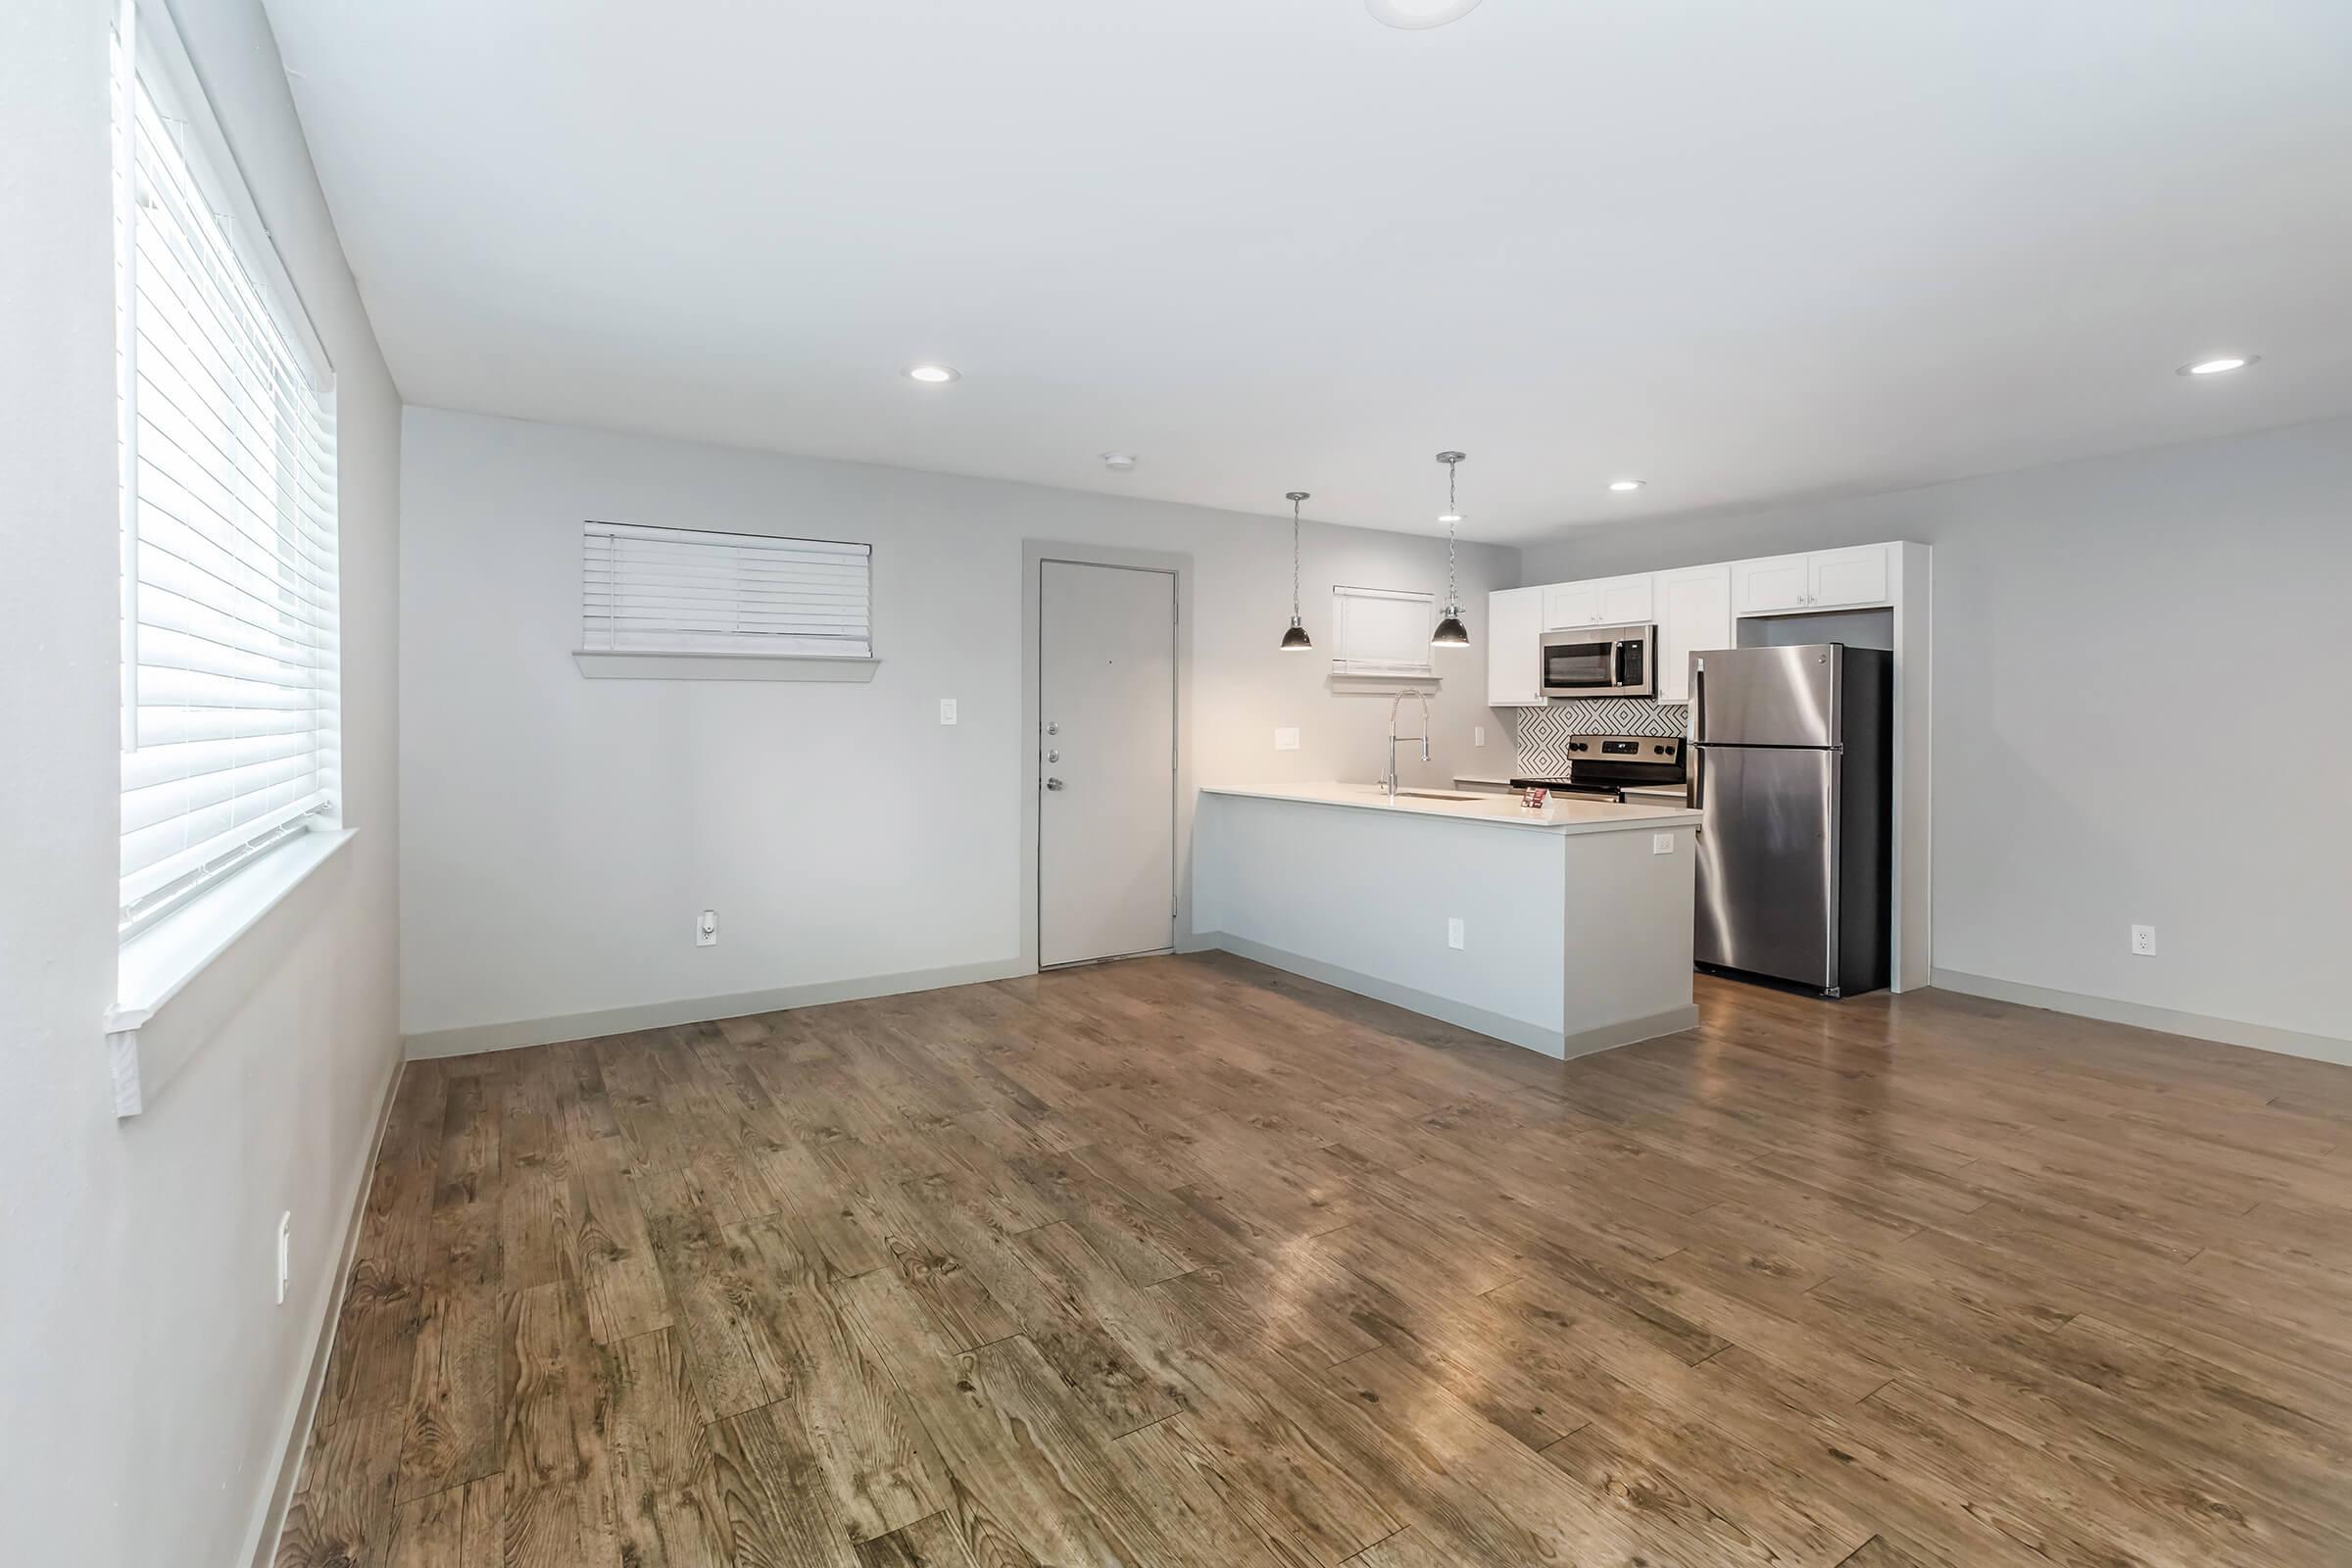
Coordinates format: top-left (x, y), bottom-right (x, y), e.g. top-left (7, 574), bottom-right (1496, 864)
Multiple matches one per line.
top-left (582, 523), bottom-right (872, 658)
top-left (117, 18), bottom-right (340, 936)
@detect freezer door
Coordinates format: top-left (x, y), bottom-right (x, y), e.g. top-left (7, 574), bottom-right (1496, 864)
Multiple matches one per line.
top-left (1691, 645), bottom-right (1840, 749)
top-left (1694, 746), bottom-right (1838, 989)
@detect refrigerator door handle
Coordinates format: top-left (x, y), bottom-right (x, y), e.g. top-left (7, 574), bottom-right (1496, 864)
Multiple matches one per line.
top-left (1691, 657), bottom-right (1705, 744)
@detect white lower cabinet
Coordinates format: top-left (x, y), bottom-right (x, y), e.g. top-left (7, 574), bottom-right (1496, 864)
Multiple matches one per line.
top-left (1486, 586), bottom-right (1546, 706)
top-left (1653, 563), bottom-right (1732, 705)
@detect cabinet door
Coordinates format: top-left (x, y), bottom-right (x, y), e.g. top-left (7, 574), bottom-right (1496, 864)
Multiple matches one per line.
top-left (1542, 581), bottom-right (1602, 629)
top-left (1654, 564), bottom-right (1732, 705)
top-left (1732, 555), bottom-right (1810, 614)
top-left (1807, 544), bottom-right (1891, 609)
top-left (1596, 573), bottom-right (1655, 626)
top-left (1486, 586), bottom-right (1545, 706)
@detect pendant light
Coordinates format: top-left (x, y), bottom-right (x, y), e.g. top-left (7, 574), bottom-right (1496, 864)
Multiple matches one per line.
top-left (1278, 491), bottom-right (1314, 650)
top-left (1431, 451), bottom-right (1471, 647)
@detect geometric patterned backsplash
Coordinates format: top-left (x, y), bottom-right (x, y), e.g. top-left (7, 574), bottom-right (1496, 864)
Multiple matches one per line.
top-left (1510, 699), bottom-right (1689, 775)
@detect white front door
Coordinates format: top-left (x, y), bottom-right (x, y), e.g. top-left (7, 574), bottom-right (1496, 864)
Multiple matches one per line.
top-left (1039, 561), bottom-right (1176, 967)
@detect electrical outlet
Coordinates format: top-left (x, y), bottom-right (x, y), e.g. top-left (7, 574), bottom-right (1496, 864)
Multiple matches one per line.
top-left (1446, 917), bottom-right (1465, 951)
top-left (1652, 833), bottom-right (1675, 855)
top-left (1474, 725), bottom-right (1486, 748)
top-left (1273, 726), bottom-right (1300, 752)
top-left (697, 909), bottom-right (718, 947)
top-left (939, 698), bottom-right (958, 725)
top-left (276, 1211), bottom-right (291, 1305)
top-left (2131, 923), bottom-right (2156, 956)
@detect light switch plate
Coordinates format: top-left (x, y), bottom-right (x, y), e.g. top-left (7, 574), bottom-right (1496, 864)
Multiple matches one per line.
top-left (1474, 725), bottom-right (1486, 748)
top-left (1274, 727), bottom-right (1300, 752)
top-left (1446, 917), bottom-right (1465, 950)
top-left (939, 698), bottom-right (958, 725)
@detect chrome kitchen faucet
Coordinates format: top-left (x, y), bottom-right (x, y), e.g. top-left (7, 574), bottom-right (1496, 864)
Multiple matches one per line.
top-left (1383, 688), bottom-right (1432, 801)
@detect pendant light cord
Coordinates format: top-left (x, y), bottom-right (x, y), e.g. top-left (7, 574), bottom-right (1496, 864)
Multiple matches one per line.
top-left (1446, 461), bottom-right (1459, 611)
top-left (1291, 493), bottom-right (1303, 616)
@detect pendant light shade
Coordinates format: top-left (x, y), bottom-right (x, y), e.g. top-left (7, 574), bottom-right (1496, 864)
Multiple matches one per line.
top-left (1431, 452), bottom-right (1471, 647)
top-left (1278, 491), bottom-right (1313, 651)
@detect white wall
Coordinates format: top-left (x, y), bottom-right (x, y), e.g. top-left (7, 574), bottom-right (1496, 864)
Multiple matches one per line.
top-left (1522, 417), bottom-right (2352, 1053)
top-left (399, 408), bottom-right (1518, 1045)
top-left (0, 2), bottom-right (403, 1563)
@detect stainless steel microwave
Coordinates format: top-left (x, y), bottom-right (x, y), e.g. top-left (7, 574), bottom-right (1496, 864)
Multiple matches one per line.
top-left (1541, 623), bottom-right (1656, 699)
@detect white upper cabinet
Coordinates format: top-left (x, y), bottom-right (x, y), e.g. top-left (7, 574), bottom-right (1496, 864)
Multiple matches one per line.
top-left (1806, 544), bottom-right (1892, 609)
top-left (1486, 586), bottom-right (1546, 707)
top-left (1730, 554), bottom-right (1811, 614)
top-left (1542, 580), bottom-right (1601, 629)
top-left (1653, 564), bottom-right (1732, 706)
top-left (1732, 544), bottom-right (1892, 614)
top-left (1597, 573), bottom-right (1655, 625)
top-left (1542, 572), bottom-right (1654, 629)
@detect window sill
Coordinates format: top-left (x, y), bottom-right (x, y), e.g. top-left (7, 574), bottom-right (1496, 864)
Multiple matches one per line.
top-left (572, 651), bottom-right (881, 682)
top-left (105, 827), bottom-right (355, 1117)
top-left (1328, 673), bottom-right (1444, 695)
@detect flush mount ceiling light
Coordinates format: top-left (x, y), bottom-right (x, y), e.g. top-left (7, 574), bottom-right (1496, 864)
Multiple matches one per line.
top-left (904, 364), bottom-right (959, 383)
top-left (1608, 478), bottom-right (1646, 493)
top-left (1366, 0), bottom-right (1484, 28)
top-left (1278, 491), bottom-right (1314, 651)
top-left (1430, 452), bottom-right (1471, 648)
top-left (2177, 355), bottom-right (2259, 376)
top-left (1101, 452), bottom-right (1138, 471)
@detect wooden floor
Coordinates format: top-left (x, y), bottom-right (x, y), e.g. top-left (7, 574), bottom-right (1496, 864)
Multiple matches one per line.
top-left (275, 955), bottom-right (2352, 1568)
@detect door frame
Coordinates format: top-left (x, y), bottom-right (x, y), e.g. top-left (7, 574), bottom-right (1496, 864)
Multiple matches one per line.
top-left (1019, 540), bottom-right (1194, 974)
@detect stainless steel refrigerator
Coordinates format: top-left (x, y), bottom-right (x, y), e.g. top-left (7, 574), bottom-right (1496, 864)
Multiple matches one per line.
top-left (1690, 644), bottom-right (1891, 998)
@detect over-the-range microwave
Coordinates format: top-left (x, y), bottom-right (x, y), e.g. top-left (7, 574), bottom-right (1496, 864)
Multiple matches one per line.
top-left (1541, 623), bottom-right (1657, 699)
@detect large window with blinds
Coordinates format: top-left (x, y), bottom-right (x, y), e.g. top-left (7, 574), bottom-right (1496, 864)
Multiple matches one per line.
top-left (114, 4), bottom-right (340, 940)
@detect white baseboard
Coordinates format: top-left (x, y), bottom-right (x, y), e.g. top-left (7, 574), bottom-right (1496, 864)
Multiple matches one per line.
top-left (402, 958), bottom-right (1033, 1059)
top-left (246, 1053), bottom-right (407, 1568)
top-left (1193, 931), bottom-right (1697, 1060)
top-left (1931, 968), bottom-right (2352, 1068)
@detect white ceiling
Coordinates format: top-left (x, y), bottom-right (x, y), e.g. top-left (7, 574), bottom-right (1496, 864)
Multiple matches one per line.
top-left (265, 0), bottom-right (2352, 544)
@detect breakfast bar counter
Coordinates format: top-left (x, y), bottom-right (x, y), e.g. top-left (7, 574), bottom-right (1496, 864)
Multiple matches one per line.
top-left (1190, 783), bottom-right (1700, 1059)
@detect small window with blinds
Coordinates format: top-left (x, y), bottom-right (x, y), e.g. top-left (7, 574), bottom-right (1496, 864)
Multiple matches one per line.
top-left (114, 4), bottom-right (340, 940)
top-left (579, 522), bottom-right (874, 661)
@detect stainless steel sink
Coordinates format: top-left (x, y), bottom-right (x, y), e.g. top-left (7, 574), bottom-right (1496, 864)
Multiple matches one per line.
top-left (1394, 790), bottom-right (1483, 802)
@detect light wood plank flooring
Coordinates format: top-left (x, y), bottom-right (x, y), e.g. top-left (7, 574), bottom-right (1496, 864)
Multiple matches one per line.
top-left (276, 954), bottom-right (2352, 1568)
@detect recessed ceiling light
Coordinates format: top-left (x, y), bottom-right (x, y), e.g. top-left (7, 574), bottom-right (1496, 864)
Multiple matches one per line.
top-left (1437, 512), bottom-right (1465, 524)
top-left (904, 364), bottom-right (959, 384)
top-left (1101, 453), bottom-right (1137, 471)
top-left (2177, 356), bottom-right (2258, 376)
top-left (1608, 478), bottom-right (1646, 492)
top-left (1365, 0), bottom-right (1483, 29)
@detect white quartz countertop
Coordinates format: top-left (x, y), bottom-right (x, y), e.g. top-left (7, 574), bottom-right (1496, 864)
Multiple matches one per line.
top-left (1200, 781), bottom-right (1702, 835)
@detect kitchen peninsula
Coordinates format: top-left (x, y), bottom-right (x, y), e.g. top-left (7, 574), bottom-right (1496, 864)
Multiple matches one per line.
top-left (1191, 783), bottom-right (1702, 1058)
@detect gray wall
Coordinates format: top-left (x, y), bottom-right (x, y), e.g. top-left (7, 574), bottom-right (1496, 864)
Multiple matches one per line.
top-left (399, 407), bottom-right (1518, 1043)
top-left (0, 0), bottom-right (404, 1562)
top-left (1524, 417), bottom-right (2352, 1048)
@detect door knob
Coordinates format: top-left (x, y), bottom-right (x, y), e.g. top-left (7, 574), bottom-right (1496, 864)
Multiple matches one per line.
top-left (1045, 777), bottom-right (1065, 791)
